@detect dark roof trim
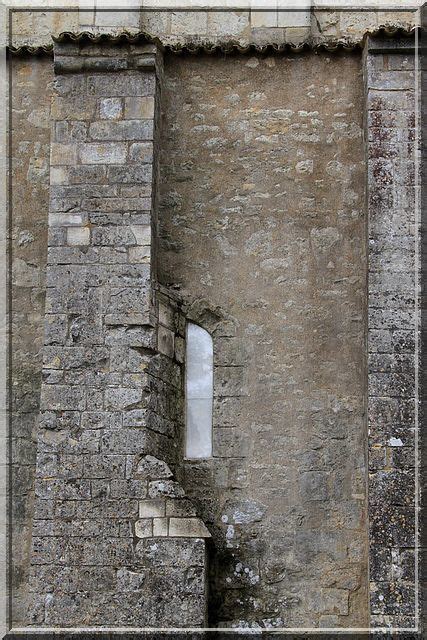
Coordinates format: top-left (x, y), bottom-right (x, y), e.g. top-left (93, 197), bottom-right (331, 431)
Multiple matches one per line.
top-left (8, 25), bottom-right (418, 58)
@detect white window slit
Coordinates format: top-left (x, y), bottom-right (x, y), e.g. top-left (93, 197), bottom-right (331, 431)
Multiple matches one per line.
top-left (185, 322), bottom-right (213, 459)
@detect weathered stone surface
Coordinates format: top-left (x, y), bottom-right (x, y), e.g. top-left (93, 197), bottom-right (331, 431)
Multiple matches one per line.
top-left (79, 142), bottom-right (127, 165)
top-left (10, 7), bottom-right (418, 51)
top-left (10, 24), bottom-right (421, 633)
top-left (169, 517), bottom-right (211, 538)
top-left (10, 57), bottom-right (53, 628)
top-left (136, 455), bottom-right (173, 480)
top-left (365, 38), bottom-right (418, 631)
top-left (26, 41), bottom-right (209, 629)
top-left (159, 51), bottom-right (368, 628)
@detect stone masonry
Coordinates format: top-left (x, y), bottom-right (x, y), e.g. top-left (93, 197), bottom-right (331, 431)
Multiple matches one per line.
top-left (365, 35), bottom-right (419, 629)
top-left (27, 38), bottom-right (210, 627)
top-left (7, 22), bottom-right (422, 635)
top-left (9, 6), bottom-right (419, 51)
top-left (158, 49), bottom-right (368, 629)
top-left (10, 57), bottom-right (53, 627)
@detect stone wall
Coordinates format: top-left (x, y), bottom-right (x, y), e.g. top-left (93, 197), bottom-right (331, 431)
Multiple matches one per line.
top-left (158, 50), bottom-right (368, 629)
top-left (25, 40), bottom-right (209, 628)
top-left (9, 6), bottom-right (419, 50)
top-left (10, 56), bottom-right (53, 626)
top-left (421, 7), bottom-right (427, 634)
top-left (365, 35), bottom-right (418, 630)
top-left (7, 26), bottom-right (421, 633)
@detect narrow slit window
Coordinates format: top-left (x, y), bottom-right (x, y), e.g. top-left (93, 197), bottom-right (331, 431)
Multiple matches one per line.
top-left (185, 323), bottom-right (213, 459)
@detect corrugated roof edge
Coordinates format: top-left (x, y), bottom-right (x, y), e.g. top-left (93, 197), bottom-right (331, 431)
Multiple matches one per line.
top-left (8, 25), bottom-right (418, 57)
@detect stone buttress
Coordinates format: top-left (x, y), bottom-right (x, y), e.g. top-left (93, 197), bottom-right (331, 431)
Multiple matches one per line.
top-left (27, 38), bottom-right (210, 627)
top-left (365, 34), bottom-right (419, 629)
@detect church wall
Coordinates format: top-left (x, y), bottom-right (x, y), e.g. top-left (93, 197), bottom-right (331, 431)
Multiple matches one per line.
top-left (158, 50), bottom-right (369, 628)
top-left (10, 57), bottom-right (53, 626)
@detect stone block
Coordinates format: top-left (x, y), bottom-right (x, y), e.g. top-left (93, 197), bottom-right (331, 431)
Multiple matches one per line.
top-left (148, 480), bottom-right (185, 499)
top-left (108, 164), bottom-right (153, 183)
top-left (89, 120), bottom-right (154, 141)
top-left (165, 498), bottom-right (196, 518)
top-left (368, 372), bottom-right (415, 398)
top-left (369, 469), bottom-right (415, 508)
top-left (320, 588), bottom-right (349, 616)
top-left (122, 371), bottom-right (150, 390)
top-left (174, 336), bottom-right (185, 363)
top-left (368, 89), bottom-right (415, 112)
top-left (139, 499), bottom-right (166, 518)
top-left (116, 567), bottom-right (146, 592)
top-left (45, 313), bottom-right (67, 345)
top-left (319, 615), bottom-right (340, 628)
top-left (90, 226), bottom-right (137, 247)
top-left (84, 454), bottom-right (126, 479)
top-left (50, 167), bottom-right (68, 185)
top-left (87, 74), bottom-right (156, 97)
top-left (277, 9), bottom-right (311, 28)
top-left (129, 246), bottom-right (151, 263)
top-left (170, 11), bottom-right (208, 36)
top-left (66, 227), bottom-right (90, 246)
top-left (83, 196), bottom-right (150, 212)
top-left (110, 479), bottom-right (148, 499)
top-left (69, 165), bottom-right (106, 183)
top-left (55, 120), bottom-right (87, 143)
top-left (106, 287), bottom-right (151, 320)
top-left (121, 408), bottom-right (149, 427)
top-left (51, 95), bottom-right (96, 121)
top-left (41, 385), bottom-right (85, 411)
top-left (99, 97), bottom-right (123, 120)
top-left (104, 387), bottom-right (143, 411)
top-left (135, 537), bottom-right (206, 569)
top-left (94, 9), bottom-right (140, 29)
top-left (388, 54), bottom-right (415, 71)
top-left (124, 97), bottom-right (155, 119)
top-left (79, 142), bottom-right (127, 164)
top-left (251, 11), bottom-right (277, 28)
top-left (213, 396), bottom-right (241, 427)
top-left (153, 517), bottom-right (169, 537)
top-left (101, 428), bottom-right (157, 456)
top-left (54, 75), bottom-right (87, 98)
top-left (168, 517), bottom-right (211, 538)
top-left (213, 428), bottom-right (249, 459)
top-left (136, 455), bottom-right (173, 480)
top-left (120, 184), bottom-right (152, 199)
top-left (368, 70), bottom-right (415, 91)
top-left (135, 519), bottom-right (153, 539)
top-left (104, 325), bottom-right (156, 350)
top-left (158, 325), bottom-right (174, 358)
top-left (158, 302), bottom-right (175, 329)
top-left (214, 337), bottom-right (246, 366)
top-left (129, 142), bottom-right (154, 164)
top-left (207, 11), bottom-right (249, 37)
top-left (370, 505), bottom-right (415, 548)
